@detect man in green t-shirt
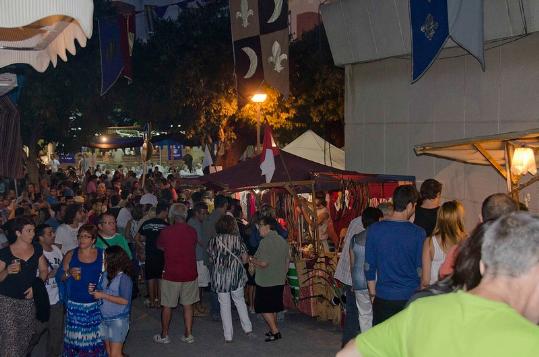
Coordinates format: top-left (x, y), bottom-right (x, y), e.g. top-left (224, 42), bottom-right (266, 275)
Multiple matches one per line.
top-left (96, 213), bottom-right (132, 259)
top-left (337, 212), bottom-right (539, 357)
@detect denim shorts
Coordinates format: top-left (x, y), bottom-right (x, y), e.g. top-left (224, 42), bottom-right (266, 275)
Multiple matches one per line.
top-left (99, 317), bottom-right (130, 343)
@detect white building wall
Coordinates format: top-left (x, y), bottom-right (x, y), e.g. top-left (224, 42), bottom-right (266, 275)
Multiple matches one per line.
top-left (345, 33), bottom-right (539, 228)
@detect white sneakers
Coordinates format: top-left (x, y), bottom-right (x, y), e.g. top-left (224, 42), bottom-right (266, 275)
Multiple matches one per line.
top-left (153, 334), bottom-right (195, 344)
top-left (180, 335), bottom-right (195, 344)
top-left (153, 334), bottom-right (171, 344)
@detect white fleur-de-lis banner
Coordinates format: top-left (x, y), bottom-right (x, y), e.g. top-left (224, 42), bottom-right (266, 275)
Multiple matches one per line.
top-left (229, 0), bottom-right (290, 101)
top-left (410, 0), bottom-right (484, 82)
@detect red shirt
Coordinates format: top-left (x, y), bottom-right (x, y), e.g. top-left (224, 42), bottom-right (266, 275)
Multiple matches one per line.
top-left (157, 223), bottom-right (198, 282)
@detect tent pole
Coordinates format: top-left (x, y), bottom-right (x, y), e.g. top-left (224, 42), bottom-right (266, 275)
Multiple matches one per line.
top-left (311, 182), bottom-right (319, 256)
top-left (141, 161), bottom-right (147, 189)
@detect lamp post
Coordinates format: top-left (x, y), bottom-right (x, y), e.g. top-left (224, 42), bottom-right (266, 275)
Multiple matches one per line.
top-left (251, 92), bottom-right (267, 153)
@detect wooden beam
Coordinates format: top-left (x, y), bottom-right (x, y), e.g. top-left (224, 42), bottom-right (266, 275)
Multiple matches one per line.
top-left (516, 175), bottom-right (539, 192)
top-left (474, 143), bottom-right (507, 179)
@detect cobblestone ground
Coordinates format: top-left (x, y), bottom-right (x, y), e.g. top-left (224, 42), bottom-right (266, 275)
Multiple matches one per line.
top-left (124, 298), bottom-right (342, 357)
top-left (32, 297), bottom-right (342, 357)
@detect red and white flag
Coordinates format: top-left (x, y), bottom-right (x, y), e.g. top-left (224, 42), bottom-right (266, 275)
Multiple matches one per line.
top-left (259, 126), bottom-right (279, 183)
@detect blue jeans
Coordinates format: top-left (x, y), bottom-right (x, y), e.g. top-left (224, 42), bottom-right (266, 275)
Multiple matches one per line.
top-left (342, 285), bottom-right (359, 347)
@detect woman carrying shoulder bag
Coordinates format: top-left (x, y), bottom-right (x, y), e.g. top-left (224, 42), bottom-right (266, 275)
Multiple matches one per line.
top-left (207, 215), bottom-right (253, 343)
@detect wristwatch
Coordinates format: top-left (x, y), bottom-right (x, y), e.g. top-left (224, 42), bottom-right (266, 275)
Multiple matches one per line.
top-left (64, 271), bottom-right (70, 279)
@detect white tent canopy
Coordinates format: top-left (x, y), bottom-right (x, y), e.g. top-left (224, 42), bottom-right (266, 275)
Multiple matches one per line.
top-left (283, 129), bottom-right (345, 169)
top-left (0, 0), bottom-right (94, 72)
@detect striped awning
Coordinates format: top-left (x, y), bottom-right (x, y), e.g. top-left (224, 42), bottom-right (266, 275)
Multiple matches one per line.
top-left (0, 0), bottom-right (94, 72)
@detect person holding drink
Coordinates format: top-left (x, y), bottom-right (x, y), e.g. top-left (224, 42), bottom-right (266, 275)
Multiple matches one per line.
top-left (58, 224), bottom-right (106, 356)
top-left (0, 217), bottom-right (48, 356)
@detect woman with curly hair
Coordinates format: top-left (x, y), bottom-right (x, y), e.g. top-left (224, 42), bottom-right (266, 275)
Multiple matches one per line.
top-left (90, 245), bottom-right (133, 357)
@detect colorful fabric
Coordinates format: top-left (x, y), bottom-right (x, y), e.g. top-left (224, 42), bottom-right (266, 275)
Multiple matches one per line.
top-left (287, 261), bottom-right (299, 301)
top-left (63, 300), bottom-right (106, 357)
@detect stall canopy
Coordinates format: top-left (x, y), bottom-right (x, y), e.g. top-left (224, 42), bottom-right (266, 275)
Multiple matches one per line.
top-left (414, 128), bottom-right (539, 194)
top-left (283, 130), bottom-right (345, 170)
top-left (0, 0), bottom-right (94, 72)
top-left (414, 129), bottom-right (539, 166)
top-left (201, 151), bottom-right (414, 192)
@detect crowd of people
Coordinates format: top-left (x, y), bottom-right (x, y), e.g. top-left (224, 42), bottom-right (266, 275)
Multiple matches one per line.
top-left (0, 162), bottom-right (537, 357)
top-left (336, 180), bottom-right (539, 357)
top-left (0, 164), bottom-right (291, 356)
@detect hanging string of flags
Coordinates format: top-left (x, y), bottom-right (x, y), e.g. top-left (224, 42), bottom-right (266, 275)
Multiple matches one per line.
top-left (229, 0), bottom-right (290, 104)
top-left (410, 0), bottom-right (484, 82)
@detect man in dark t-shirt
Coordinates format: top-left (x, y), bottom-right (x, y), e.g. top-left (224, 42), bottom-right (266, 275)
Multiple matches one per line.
top-left (137, 203), bottom-right (169, 308)
top-left (414, 179), bottom-right (442, 237)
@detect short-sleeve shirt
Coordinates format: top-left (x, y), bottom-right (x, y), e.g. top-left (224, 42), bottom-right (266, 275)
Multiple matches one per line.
top-left (95, 233), bottom-right (132, 259)
top-left (55, 223), bottom-right (81, 254)
top-left (356, 291), bottom-right (539, 357)
top-left (207, 234), bottom-right (248, 293)
top-left (187, 217), bottom-right (204, 261)
top-left (157, 223), bottom-right (198, 282)
top-left (98, 272), bottom-right (132, 320)
top-left (254, 230), bottom-right (289, 287)
top-left (365, 220), bottom-right (425, 301)
top-left (414, 206), bottom-right (439, 237)
top-left (0, 243), bottom-right (43, 299)
top-left (42, 246), bottom-right (63, 304)
top-left (138, 218), bottom-right (168, 257)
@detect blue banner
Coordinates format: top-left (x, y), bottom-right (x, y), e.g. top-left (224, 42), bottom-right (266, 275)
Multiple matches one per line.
top-left (167, 144), bottom-right (183, 160)
top-left (410, 0), bottom-right (449, 82)
top-left (99, 17), bottom-right (124, 95)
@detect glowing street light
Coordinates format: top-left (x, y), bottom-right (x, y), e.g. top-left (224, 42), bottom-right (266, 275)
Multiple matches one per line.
top-left (251, 93), bottom-right (267, 153)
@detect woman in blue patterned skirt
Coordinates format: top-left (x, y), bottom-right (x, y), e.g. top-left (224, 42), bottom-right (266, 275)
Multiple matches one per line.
top-left (58, 224), bottom-right (106, 356)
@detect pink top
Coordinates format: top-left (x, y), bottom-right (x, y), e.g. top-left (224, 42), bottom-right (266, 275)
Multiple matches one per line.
top-left (439, 244), bottom-right (460, 279)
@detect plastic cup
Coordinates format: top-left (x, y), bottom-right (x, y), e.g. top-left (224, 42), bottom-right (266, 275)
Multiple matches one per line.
top-left (72, 267), bottom-right (81, 281)
top-left (11, 259), bottom-right (21, 274)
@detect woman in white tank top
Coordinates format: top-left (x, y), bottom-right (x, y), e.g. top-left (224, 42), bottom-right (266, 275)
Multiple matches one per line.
top-left (421, 201), bottom-right (466, 288)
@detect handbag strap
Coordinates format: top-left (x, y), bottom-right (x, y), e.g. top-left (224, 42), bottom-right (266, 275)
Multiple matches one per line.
top-left (217, 236), bottom-right (244, 267)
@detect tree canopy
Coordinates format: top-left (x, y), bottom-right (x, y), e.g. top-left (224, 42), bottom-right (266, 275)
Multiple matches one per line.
top-left (4, 0), bottom-right (344, 173)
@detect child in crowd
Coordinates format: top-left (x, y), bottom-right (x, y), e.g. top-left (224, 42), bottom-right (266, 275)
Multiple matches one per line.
top-left (90, 245), bottom-right (133, 357)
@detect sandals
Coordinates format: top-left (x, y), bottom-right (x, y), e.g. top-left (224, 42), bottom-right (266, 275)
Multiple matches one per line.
top-left (265, 332), bottom-right (282, 342)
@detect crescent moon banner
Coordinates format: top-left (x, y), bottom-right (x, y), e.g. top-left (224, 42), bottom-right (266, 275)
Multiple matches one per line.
top-left (233, 35), bottom-right (264, 104)
top-left (229, 0), bottom-right (289, 103)
top-left (258, 0), bottom-right (288, 34)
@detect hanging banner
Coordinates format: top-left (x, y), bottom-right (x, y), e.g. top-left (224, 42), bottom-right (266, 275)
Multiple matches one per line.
top-left (410, 0), bottom-right (449, 82)
top-left (99, 17), bottom-right (124, 95)
top-left (411, 0), bottom-right (484, 82)
top-left (229, 0), bottom-right (289, 102)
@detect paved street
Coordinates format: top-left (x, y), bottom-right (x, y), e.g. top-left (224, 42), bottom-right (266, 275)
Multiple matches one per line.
top-left (124, 297), bottom-right (342, 357)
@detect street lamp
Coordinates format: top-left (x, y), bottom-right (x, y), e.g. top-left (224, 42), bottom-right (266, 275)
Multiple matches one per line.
top-left (251, 93), bottom-right (267, 153)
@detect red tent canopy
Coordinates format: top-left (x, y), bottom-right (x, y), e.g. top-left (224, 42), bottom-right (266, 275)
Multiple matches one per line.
top-left (202, 151), bottom-right (360, 191)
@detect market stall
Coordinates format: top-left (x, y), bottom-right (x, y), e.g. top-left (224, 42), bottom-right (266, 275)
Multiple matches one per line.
top-left (201, 150), bottom-right (414, 324)
top-left (414, 128), bottom-right (539, 201)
